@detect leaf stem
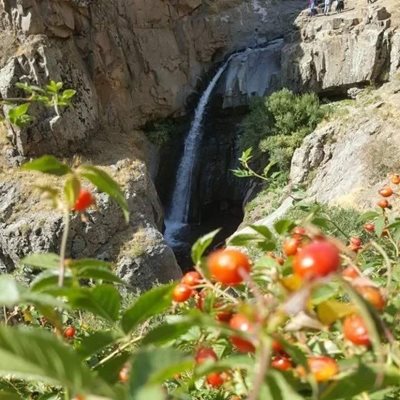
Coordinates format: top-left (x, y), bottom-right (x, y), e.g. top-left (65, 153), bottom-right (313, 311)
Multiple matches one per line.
top-left (58, 210), bottom-right (70, 287)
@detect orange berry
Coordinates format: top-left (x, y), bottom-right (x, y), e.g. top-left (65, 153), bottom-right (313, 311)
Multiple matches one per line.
top-left (206, 372), bottom-right (225, 387)
top-left (343, 314), bottom-right (370, 346)
top-left (377, 199), bottom-right (390, 209)
top-left (341, 266), bottom-right (360, 280)
top-left (355, 285), bottom-right (385, 310)
top-left (379, 187), bottom-right (393, 197)
top-left (195, 347), bottom-right (218, 364)
top-left (181, 271), bottom-right (202, 288)
top-left (119, 365), bottom-right (130, 383)
top-left (172, 283), bottom-right (193, 302)
top-left (391, 174), bottom-right (400, 185)
top-left (229, 314), bottom-right (255, 353)
top-left (364, 223), bottom-right (375, 233)
top-left (283, 237), bottom-right (301, 256)
top-left (293, 240), bottom-right (340, 280)
top-left (307, 356), bottom-right (339, 382)
top-left (64, 326), bottom-right (76, 339)
top-left (208, 249), bottom-right (251, 286)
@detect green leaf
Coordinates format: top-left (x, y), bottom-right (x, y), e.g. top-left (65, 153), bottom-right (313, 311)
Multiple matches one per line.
top-left (21, 253), bottom-right (60, 270)
top-left (374, 215), bottom-right (386, 238)
top-left (78, 331), bottom-right (119, 359)
top-left (96, 352), bottom-right (130, 384)
top-left (0, 391), bottom-right (21, 400)
top-left (52, 286), bottom-right (120, 322)
top-left (64, 175), bottom-right (80, 208)
top-left (76, 266), bottom-right (122, 283)
top-left (121, 284), bottom-right (174, 334)
top-left (191, 228), bottom-right (220, 265)
top-left (321, 364), bottom-right (400, 400)
top-left (90, 285), bottom-right (121, 322)
top-left (22, 156), bottom-right (71, 176)
top-left (0, 326), bottom-right (112, 396)
top-left (228, 233), bottom-right (258, 247)
top-left (250, 225), bottom-right (273, 240)
top-left (61, 89), bottom-right (76, 100)
top-left (142, 317), bottom-right (198, 345)
top-left (30, 270), bottom-right (72, 292)
top-left (267, 370), bottom-right (304, 400)
top-left (129, 347), bottom-right (190, 400)
top-left (8, 103), bottom-right (32, 127)
top-left (359, 211), bottom-right (380, 222)
top-left (274, 219), bottom-right (296, 235)
top-left (0, 276), bottom-right (20, 306)
top-left (79, 165), bottom-right (129, 222)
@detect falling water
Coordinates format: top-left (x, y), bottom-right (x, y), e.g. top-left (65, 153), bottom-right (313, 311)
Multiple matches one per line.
top-left (164, 57), bottom-right (234, 247)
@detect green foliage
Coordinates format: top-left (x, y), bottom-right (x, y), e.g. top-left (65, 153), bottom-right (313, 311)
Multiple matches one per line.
top-left (238, 89), bottom-right (325, 173)
top-left (143, 119), bottom-right (178, 146)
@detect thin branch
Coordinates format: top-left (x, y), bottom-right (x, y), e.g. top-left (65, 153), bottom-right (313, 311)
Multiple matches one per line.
top-left (58, 210), bottom-right (70, 287)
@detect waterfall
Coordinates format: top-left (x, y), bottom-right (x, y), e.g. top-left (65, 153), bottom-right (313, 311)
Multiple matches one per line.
top-left (164, 57), bottom-right (233, 247)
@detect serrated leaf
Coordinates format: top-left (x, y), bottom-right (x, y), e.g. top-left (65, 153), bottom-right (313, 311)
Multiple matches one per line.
top-left (250, 225), bottom-right (273, 239)
top-left (76, 266), bottom-right (122, 283)
top-left (0, 326), bottom-right (112, 396)
top-left (191, 229), bottom-right (220, 265)
top-left (274, 219), bottom-right (296, 235)
top-left (359, 211), bottom-right (380, 223)
top-left (30, 270), bottom-right (73, 292)
top-left (61, 89), bottom-right (76, 100)
top-left (228, 233), bottom-right (258, 247)
top-left (129, 347), bottom-right (189, 400)
top-left (90, 285), bottom-right (121, 322)
top-left (21, 253), bottom-right (60, 270)
top-left (78, 331), bottom-right (119, 359)
top-left (22, 156), bottom-right (71, 176)
top-left (121, 284), bottom-right (174, 334)
top-left (142, 316), bottom-right (200, 345)
top-left (374, 215), bottom-right (386, 238)
top-left (68, 258), bottom-right (111, 270)
top-left (79, 165), bottom-right (129, 222)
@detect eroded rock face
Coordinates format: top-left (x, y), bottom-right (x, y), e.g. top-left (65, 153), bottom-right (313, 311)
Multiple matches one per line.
top-left (0, 0), bottom-right (305, 159)
top-left (290, 77), bottom-right (400, 209)
top-left (282, 6), bottom-right (399, 94)
top-left (0, 151), bottom-right (182, 288)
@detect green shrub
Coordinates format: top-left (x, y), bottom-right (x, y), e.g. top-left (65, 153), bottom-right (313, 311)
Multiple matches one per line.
top-left (143, 119), bottom-right (177, 146)
top-left (239, 89), bottom-right (325, 172)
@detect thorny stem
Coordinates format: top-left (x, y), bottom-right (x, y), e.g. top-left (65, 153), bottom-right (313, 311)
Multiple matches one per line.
top-left (370, 240), bottom-right (393, 290)
top-left (247, 339), bottom-right (271, 400)
top-left (58, 210), bottom-right (70, 287)
top-left (194, 264), bottom-right (239, 305)
top-left (2, 306), bottom-right (7, 325)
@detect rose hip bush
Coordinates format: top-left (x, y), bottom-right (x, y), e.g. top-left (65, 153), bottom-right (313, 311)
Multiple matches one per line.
top-left (1, 84), bottom-right (400, 399)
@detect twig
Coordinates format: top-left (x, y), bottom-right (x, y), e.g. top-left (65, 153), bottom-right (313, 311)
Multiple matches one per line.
top-left (58, 210), bottom-right (70, 287)
top-left (247, 339), bottom-right (271, 400)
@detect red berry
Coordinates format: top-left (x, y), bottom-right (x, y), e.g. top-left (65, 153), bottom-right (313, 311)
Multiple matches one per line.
top-left (343, 314), bottom-right (370, 346)
top-left (64, 326), bottom-right (76, 338)
top-left (195, 347), bottom-right (218, 364)
top-left (206, 372), bottom-right (225, 387)
top-left (272, 339), bottom-right (285, 354)
top-left (181, 271), bottom-right (202, 288)
top-left (271, 355), bottom-right (293, 371)
top-left (355, 285), bottom-right (385, 310)
top-left (208, 249), bottom-right (251, 286)
top-left (377, 199), bottom-right (390, 209)
top-left (73, 189), bottom-right (95, 212)
top-left (119, 365), bottom-right (130, 383)
top-left (293, 241), bottom-right (340, 280)
top-left (379, 187), bottom-right (393, 197)
top-left (364, 223), bottom-right (375, 233)
top-left (216, 309), bottom-right (233, 323)
top-left (391, 174), bottom-right (400, 185)
top-left (292, 226), bottom-right (306, 236)
top-left (350, 237), bottom-right (362, 247)
top-left (283, 237), bottom-right (301, 256)
top-left (229, 314), bottom-right (255, 353)
top-left (172, 283), bottom-right (193, 302)
top-left (307, 356), bottom-right (339, 382)
top-left (341, 266), bottom-right (360, 280)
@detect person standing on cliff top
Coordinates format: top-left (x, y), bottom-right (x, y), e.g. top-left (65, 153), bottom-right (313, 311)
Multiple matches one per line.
top-left (309, 0), bottom-right (317, 16)
top-left (324, 0), bottom-right (331, 15)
